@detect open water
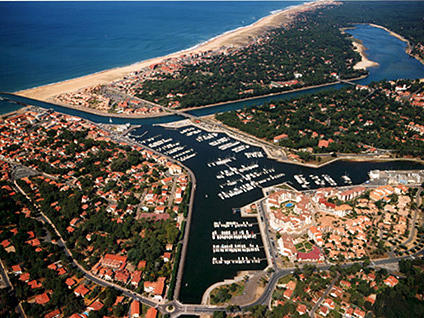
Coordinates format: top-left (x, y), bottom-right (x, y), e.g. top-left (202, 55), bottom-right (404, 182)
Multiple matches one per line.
top-left (1, 1), bottom-right (424, 305)
top-left (0, 1), bottom-right (301, 93)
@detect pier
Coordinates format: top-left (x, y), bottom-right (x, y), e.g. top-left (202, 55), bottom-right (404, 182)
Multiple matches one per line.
top-left (211, 256), bottom-right (263, 265)
top-left (211, 230), bottom-right (258, 240)
top-left (212, 243), bottom-right (261, 253)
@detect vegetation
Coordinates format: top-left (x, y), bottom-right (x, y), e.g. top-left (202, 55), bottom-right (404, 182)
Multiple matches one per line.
top-left (135, 11), bottom-right (364, 108)
top-left (216, 79), bottom-right (424, 157)
top-left (210, 283), bottom-right (244, 305)
top-left (317, 1), bottom-right (424, 61)
top-left (0, 182), bottom-right (85, 317)
top-left (374, 259), bottom-right (424, 317)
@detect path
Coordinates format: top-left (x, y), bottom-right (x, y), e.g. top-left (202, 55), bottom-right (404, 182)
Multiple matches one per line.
top-left (309, 273), bottom-right (340, 317)
top-left (401, 187), bottom-right (422, 247)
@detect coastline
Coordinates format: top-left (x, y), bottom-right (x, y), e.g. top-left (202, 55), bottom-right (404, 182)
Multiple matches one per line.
top-left (2, 75), bottom-right (365, 120)
top-left (351, 40), bottom-right (379, 70)
top-left (367, 23), bottom-right (424, 66)
top-left (340, 27), bottom-right (379, 70)
top-left (14, 0), bottom-right (335, 102)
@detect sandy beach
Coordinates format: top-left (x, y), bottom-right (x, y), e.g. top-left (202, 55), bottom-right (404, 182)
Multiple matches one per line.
top-left (15, 0), bottom-right (335, 102)
top-left (351, 40), bottom-right (379, 70)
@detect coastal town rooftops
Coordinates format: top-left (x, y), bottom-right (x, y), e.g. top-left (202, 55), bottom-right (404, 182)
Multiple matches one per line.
top-left (130, 300), bottom-right (140, 317)
top-left (100, 253), bottom-right (127, 270)
top-left (144, 276), bottom-right (166, 295)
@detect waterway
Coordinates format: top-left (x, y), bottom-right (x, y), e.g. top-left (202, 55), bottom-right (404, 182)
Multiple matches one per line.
top-left (1, 24), bottom-right (424, 304)
top-left (128, 124), bottom-right (424, 304)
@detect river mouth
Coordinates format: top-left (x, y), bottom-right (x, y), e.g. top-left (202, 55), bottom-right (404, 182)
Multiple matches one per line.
top-left (1, 23), bottom-right (424, 304)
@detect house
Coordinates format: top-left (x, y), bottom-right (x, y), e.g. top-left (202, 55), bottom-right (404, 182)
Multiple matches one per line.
top-left (65, 278), bottom-right (76, 288)
top-left (169, 164), bottom-right (182, 175)
top-left (319, 305), bottom-right (329, 316)
top-left (323, 298), bottom-right (335, 310)
top-left (131, 271), bottom-right (142, 287)
top-left (11, 264), bottom-right (22, 275)
top-left (130, 300), bottom-right (141, 318)
top-left (384, 275), bottom-right (399, 287)
top-left (318, 139), bottom-right (330, 148)
top-left (44, 309), bottom-right (60, 318)
top-left (340, 280), bottom-right (351, 289)
top-left (137, 260), bottom-right (147, 270)
top-left (297, 246), bottom-right (324, 262)
top-left (74, 284), bottom-right (90, 297)
top-left (283, 288), bottom-right (293, 299)
top-left (88, 300), bottom-right (104, 311)
top-left (163, 252), bottom-right (171, 262)
top-left (296, 304), bottom-right (307, 315)
top-left (277, 235), bottom-right (297, 261)
top-left (115, 270), bottom-right (130, 283)
top-left (273, 134), bottom-right (288, 143)
top-left (100, 254), bottom-right (127, 270)
top-left (144, 277), bottom-right (166, 300)
top-left (308, 226), bottom-right (323, 246)
top-left (35, 292), bottom-right (50, 305)
top-left (365, 294), bottom-right (376, 305)
top-left (353, 307), bottom-right (366, 318)
top-left (146, 307), bottom-right (158, 318)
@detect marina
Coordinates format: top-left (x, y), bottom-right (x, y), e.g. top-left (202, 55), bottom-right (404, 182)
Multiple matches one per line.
top-left (212, 244), bottom-right (261, 253)
top-left (212, 256), bottom-right (263, 265)
top-left (133, 133), bottom-right (198, 162)
top-left (213, 221), bottom-right (256, 228)
top-left (211, 230), bottom-right (258, 240)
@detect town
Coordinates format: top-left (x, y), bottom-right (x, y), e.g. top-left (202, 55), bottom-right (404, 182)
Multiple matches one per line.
top-left (0, 109), bottom-right (191, 317)
top-left (1, 0), bottom-right (424, 317)
top-left (215, 79), bottom-right (424, 163)
top-left (52, 4), bottom-right (366, 115)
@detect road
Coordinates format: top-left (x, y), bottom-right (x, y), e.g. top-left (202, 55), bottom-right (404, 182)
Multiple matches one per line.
top-left (3, 110), bottom-right (424, 317)
top-left (13, 180), bottom-right (163, 309)
top-left (8, 155), bottom-right (424, 317)
top-left (401, 187), bottom-right (422, 247)
top-left (256, 199), bottom-right (277, 269)
top-left (110, 130), bottom-right (197, 302)
top-left (18, 172), bottom-right (418, 318)
top-left (309, 273), bottom-right (340, 317)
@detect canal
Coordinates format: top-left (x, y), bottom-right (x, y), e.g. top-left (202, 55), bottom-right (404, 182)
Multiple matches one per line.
top-left (1, 24), bottom-right (424, 304)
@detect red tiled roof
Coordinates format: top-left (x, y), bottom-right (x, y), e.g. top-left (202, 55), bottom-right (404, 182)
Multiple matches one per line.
top-left (44, 309), bottom-right (60, 318)
top-left (130, 300), bottom-right (140, 316)
top-left (35, 292), bottom-right (50, 305)
top-left (146, 307), bottom-right (158, 318)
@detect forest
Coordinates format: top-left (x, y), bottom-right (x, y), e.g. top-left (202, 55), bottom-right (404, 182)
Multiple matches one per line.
top-left (316, 1), bottom-right (424, 61)
top-left (134, 10), bottom-right (364, 108)
top-left (216, 79), bottom-right (424, 157)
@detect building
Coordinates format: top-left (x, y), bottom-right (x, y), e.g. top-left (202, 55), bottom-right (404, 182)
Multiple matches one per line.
top-left (146, 308), bottom-right (158, 318)
top-left (130, 300), bottom-right (140, 318)
top-left (297, 246), bottom-right (324, 262)
top-left (144, 277), bottom-right (166, 300)
top-left (308, 226), bottom-right (323, 246)
top-left (100, 254), bottom-right (127, 271)
top-left (277, 235), bottom-right (297, 261)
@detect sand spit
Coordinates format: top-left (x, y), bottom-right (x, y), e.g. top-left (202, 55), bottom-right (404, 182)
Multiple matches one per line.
top-left (15, 0), bottom-right (335, 102)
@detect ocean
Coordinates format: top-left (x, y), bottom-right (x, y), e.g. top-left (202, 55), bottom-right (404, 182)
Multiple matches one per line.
top-left (0, 1), bottom-right (302, 93)
top-left (2, 1), bottom-right (424, 305)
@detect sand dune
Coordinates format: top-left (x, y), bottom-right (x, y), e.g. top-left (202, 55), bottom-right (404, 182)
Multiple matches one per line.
top-left (15, 0), bottom-right (335, 102)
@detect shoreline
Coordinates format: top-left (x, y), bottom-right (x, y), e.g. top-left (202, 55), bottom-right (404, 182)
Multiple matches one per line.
top-left (367, 23), bottom-right (424, 66)
top-left (351, 40), bottom-right (379, 70)
top-left (340, 27), bottom-right (379, 70)
top-left (3, 75), bottom-right (367, 120)
top-left (14, 0), bottom-right (335, 102)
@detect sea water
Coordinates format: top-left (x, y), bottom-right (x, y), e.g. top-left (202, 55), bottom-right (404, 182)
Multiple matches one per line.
top-left (0, 1), bottom-right (302, 93)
